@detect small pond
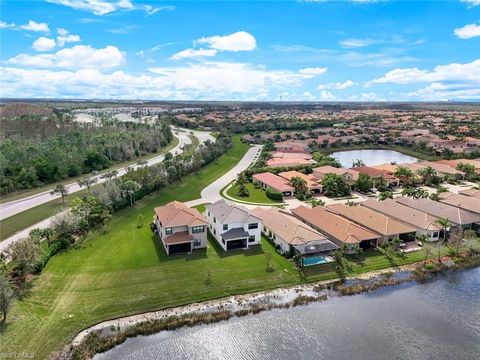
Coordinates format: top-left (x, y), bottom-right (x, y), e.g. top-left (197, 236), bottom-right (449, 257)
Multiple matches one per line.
top-left (330, 149), bottom-right (418, 168)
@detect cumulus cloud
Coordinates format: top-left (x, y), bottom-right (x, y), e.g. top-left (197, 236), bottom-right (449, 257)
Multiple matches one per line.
top-left (368, 58), bottom-right (480, 85)
top-left (299, 67), bottom-right (328, 77)
top-left (319, 90), bottom-right (336, 101)
top-left (454, 23), bottom-right (480, 39)
top-left (195, 31), bottom-right (257, 52)
top-left (318, 80), bottom-right (355, 90)
top-left (19, 20), bottom-right (50, 32)
top-left (7, 45), bottom-right (125, 70)
top-left (47, 0), bottom-right (133, 15)
top-left (0, 21), bottom-right (16, 29)
top-left (460, 0), bottom-right (480, 6)
top-left (406, 82), bottom-right (480, 100)
top-left (1, 61), bottom-right (324, 100)
top-left (32, 37), bottom-right (57, 51)
top-left (170, 48), bottom-right (218, 61)
top-left (56, 28), bottom-right (81, 46)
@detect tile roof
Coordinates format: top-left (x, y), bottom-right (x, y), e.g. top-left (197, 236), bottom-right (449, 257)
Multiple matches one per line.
top-left (206, 200), bottom-right (260, 224)
top-left (266, 158), bottom-right (313, 167)
top-left (291, 205), bottom-right (378, 244)
top-left (438, 193), bottom-right (480, 214)
top-left (154, 201), bottom-right (208, 228)
top-left (360, 199), bottom-right (442, 231)
top-left (251, 207), bottom-right (330, 245)
top-left (458, 188), bottom-right (480, 198)
top-left (312, 166), bottom-right (360, 181)
top-left (327, 203), bottom-right (416, 236)
top-left (278, 171), bottom-right (321, 189)
top-left (164, 231), bottom-right (193, 245)
top-left (395, 197), bottom-right (480, 225)
top-left (221, 227), bottom-right (249, 240)
top-left (253, 172), bottom-right (294, 192)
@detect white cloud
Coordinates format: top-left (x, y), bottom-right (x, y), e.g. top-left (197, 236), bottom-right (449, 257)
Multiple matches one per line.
top-left (406, 82), bottom-right (480, 100)
top-left (460, 0), bottom-right (480, 7)
top-left (144, 4), bottom-right (174, 15)
top-left (303, 91), bottom-right (315, 100)
top-left (319, 90), bottom-right (336, 101)
top-left (339, 38), bottom-right (377, 48)
top-left (299, 67), bottom-right (328, 77)
top-left (32, 37), bottom-right (57, 51)
top-left (56, 28), bottom-right (81, 46)
top-left (47, 0), bottom-right (133, 15)
top-left (195, 31), bottom-right (257, 52)
top-left (454, 23), bottom-right (480, 39)
top-left (19, 20), bottom-right (50, 32)
top-left (0, 61), bottom-right (324, 100)
top-left (368, 58), bottom-right (480, 85)
top-left (8, 45), bottom-right (124, 70)
top-left (0, 21), bottom-right (16, 29)
top-left (318, 79), bottom-right (355, 90)
top-left (170, 48), bottom-right (218, 61)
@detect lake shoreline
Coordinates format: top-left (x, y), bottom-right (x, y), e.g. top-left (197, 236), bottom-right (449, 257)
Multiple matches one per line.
top-left (59, 254), bottom-right (480, 360)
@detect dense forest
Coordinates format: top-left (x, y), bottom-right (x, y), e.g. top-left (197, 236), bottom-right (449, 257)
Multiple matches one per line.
top-left (0, 115), bottom-right (173, 195)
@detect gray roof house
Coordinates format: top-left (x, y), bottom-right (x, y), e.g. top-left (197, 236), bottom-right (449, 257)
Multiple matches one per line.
top-left (206, 200), bottom-right (262, 251)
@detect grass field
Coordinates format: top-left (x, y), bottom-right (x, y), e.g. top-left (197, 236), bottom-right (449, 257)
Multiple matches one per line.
top-left (1, 135), bottom-right (455, 359)
top-left (0, 136), bottom-right (186, 242)
top-left (0, 136), bottom-right (180, 205)
top-left (226, 182), bottom-right (281, 204)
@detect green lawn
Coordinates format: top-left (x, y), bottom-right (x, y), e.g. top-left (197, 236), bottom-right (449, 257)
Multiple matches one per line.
top-left (0, 136), bottom-right (180, 204)
top-left (1, 135), bottom-right (456, 359)
top-left (226, 182), bottom-right (281, 204)
top-left (0, 136), bottom-right (186, 242)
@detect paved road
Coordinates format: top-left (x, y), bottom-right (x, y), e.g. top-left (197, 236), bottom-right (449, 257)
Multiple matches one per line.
top-left (186, 145), bottom-right (262, 207)
top-left (0, 128), bottom-right (214, 253)
top-left (0, 128), bottom-right (213, 221)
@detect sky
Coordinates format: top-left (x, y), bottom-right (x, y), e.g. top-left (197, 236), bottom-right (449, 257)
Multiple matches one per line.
top-left (1, 0), bottom-right (479, 101)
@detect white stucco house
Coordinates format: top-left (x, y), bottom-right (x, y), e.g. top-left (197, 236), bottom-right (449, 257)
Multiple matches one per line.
top-left (206, 200), bottom-right (262, 251)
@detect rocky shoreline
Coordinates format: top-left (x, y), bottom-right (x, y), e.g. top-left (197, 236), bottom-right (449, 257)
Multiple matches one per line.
top-left (59, 256), bottom-right (479, 360)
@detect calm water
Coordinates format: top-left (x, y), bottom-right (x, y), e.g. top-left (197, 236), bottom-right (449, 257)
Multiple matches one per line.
top-left (96, 268), bottom-right (480, 360)
top-left (331, 149), bottom-right (418, 168)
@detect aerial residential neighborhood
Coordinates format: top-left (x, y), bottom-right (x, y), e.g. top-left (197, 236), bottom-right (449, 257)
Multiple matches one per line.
top-left (1, 0), bottom-right (480, 359)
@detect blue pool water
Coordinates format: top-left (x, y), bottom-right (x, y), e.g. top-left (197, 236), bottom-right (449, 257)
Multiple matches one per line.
top-left (303, 256), bottom-right (329, 266)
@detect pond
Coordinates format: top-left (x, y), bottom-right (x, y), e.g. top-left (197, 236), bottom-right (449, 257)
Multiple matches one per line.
top-left (95, 267), bottom-right (480, 360)
top-left (330, 149), bottom-right (418, 168)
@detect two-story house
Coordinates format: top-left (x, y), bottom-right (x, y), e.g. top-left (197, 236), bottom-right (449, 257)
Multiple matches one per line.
top-left (154, 201), bottom-right (208, 255)
top-left (206, 200), bottom-right (262, 251)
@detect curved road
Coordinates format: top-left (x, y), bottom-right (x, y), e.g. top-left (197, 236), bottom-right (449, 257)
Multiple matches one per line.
top-left (0, 128), bottom-right (212, 221)
top-left (0, 128), bottom-right (214, 253)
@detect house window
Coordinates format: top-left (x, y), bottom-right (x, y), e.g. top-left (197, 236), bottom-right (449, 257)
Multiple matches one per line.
top-left (248, 235), bottom-right (256, 243)
top-left (193, 239), bottom-right (201, 247)
top-left (223, 224), bottom-right (228, 231)
top-left (214, 217), bottom-right (216, 223)
top-left (191, 226), bottom-right (205, 234)
top-left (432, 231), bottom-right (439, 238)
top-left (248, 223), bottom-right (258, 230)
top-left (222, 239), bottom-right (225, 244)
top-left (165, 227), bottom-right (172, 235)
top-left (214, 229), bottom-right (216, 235)
top-left (208, 211), bottom-right (210, 217)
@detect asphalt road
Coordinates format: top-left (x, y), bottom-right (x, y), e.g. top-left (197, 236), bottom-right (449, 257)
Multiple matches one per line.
top-left (0, 128), bottom-right (214, 253)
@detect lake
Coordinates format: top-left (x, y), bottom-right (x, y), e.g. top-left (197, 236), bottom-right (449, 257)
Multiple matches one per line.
top-left (331, 149), bottom-right (418, 168)
top-left (95, 267), bottom-right (480, 360)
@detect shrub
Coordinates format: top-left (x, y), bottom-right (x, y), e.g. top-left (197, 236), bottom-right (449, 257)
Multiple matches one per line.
top-left (266, 188), bottom-right (283, 201)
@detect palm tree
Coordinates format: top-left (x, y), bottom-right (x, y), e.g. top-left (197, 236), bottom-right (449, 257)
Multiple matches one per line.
top-left (435, 217), bottom-right (451, 242)
top-left (417, 166), bottom-right (438, 186)
top-left (352, 159), bottom-right (365, 168)
top-left (290, 176), bottom-right (308, 199)
top-left (121, 180), bottom-right (141, 206)
top-left (78, 175), bottom-right (98, 194)
top-left (394, 166), bottom-right (414, 186)
top-left (50, 184), bottom-right (69, 208)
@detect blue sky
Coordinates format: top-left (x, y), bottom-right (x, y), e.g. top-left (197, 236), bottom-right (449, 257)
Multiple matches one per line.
top-left (1, 0), bottom-right (479, 101)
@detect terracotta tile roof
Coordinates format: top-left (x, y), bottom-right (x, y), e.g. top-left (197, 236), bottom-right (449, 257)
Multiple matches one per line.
top-left (458, 188), bottom-right (480, 198)
top-left (371, 163), bottom-right (399, 173)
top-left (278, 171), bottom-right (321, 189)
top-left (251, 207), bottom-right (329, 245)
top-left (327, 204), bottom-right (416, 236)
top-left (154, 201), bottom-right (208, 227)
top-left (271, 152), bottom-right (312, 160)
top-left (417, 161), bottom-right (465, 176)
top-left (438, 193), bottom-right (480, 214)
top-left (252, 172), bottom-right (294, 192)
top-left (164, 231), bottom-right (193, 245)
top-left (395, 197), bottom-right (480, 226)
top-left (291, 205), bottom-right (378, 244)
top-left (312, 166), bottom-right (360, 181)
top-left (266, 158), bottom-right (313, 168)
top-left (361, 199), bottom-right (442, 231)
top-left (350, 166), bottom-right (397, 180)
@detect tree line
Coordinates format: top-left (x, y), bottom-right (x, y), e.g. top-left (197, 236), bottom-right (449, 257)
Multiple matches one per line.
top-left (0, 116), bottom-right (173, 194)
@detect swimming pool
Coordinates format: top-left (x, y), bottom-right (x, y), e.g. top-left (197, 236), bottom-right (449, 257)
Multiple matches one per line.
top-left (303, 255), bottom-right (330, 266)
